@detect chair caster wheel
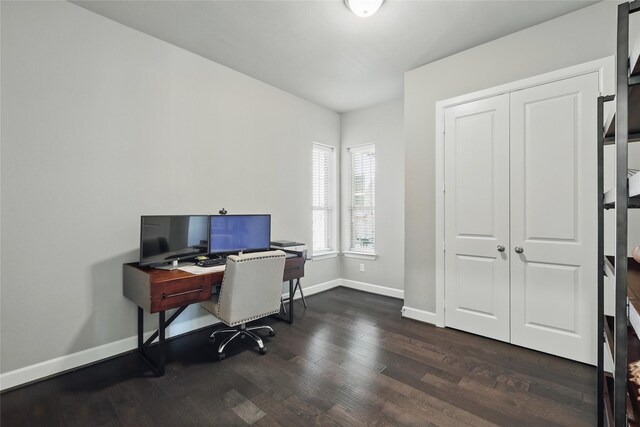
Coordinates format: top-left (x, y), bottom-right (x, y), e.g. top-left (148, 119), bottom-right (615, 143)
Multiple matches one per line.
top-left (269, 330), bottom-right (276, 337)
top-left (218, 353), bottom-right (226, 360)
top-left (259, 347), bottom-right (267, 355)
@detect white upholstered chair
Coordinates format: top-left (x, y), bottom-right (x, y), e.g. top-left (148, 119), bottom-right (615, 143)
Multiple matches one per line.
top-left (200, 250), bottom-right (286, 360)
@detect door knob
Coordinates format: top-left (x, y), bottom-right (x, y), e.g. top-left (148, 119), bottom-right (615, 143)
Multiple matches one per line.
top-left (514, 246), bottom-right (524, 254)
top-left (497, 245), bottom-right (505, 252)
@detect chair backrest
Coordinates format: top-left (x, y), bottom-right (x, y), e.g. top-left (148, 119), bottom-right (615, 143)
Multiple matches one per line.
top-left (216, 250), bottom-right (286, 326)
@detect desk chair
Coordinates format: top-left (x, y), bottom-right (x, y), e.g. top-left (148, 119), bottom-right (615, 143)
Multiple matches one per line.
top-left (200, 250), bottom-right (286, 360)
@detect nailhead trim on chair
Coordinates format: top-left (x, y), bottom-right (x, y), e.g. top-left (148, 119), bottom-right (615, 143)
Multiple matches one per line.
top-left (232, 253), bottom-right (286, 263)
top-left (214, 251), bottom-right (285, 326)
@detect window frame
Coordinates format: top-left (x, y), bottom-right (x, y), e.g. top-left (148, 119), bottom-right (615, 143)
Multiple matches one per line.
top-left (311, 142), bottom-right (338, 259)
top-left (344, 143), bottom-right (376, 258)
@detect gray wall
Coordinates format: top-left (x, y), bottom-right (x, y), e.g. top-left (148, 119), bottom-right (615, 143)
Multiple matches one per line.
top-left (404, 2), bottom-right (619, 314)
top-left (4, 0), bottom-right (627, 379)
top-left (340, 99), bottom-right (405, 290)
top-left (1, 1), bottom-right (340, 373)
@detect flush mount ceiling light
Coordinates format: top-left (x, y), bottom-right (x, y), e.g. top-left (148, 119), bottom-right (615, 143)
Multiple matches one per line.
top-left (344, 0), bottom-right (384, 18)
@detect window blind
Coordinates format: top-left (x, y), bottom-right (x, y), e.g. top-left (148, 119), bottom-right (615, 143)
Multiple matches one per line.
top-left (349, 144), bottom-right (375, 252)
top-left (312, 143), bottom-right (334, 253)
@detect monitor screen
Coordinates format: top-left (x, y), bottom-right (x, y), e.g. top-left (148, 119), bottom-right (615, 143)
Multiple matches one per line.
top-left (139, 215), bottom-right (209, 267)
top-left (209, 214), bottom-right (271, 255)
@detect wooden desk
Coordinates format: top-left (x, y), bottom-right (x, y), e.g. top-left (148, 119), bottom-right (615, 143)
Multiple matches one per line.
top-left (123, 251), bottom-right (304, 375)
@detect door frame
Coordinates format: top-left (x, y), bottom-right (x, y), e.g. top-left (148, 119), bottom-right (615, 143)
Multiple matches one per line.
top-left (434, 56), bottom-right (614, 328)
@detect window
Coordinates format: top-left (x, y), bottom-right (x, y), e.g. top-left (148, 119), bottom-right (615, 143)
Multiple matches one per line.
top-left (312, 143), bottom-right (336, 255)
top-left (348, 144), bottom-right (375, 253)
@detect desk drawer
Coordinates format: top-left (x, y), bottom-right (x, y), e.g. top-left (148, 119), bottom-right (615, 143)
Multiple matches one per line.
top-left (283, 256), bottom-right (305, 282)
top-left (151, 275), bottom-right (211, 312)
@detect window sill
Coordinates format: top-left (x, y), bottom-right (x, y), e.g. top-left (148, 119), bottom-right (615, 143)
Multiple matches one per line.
top-left (311, 251), bottom-right (339, 260)
top-left (342, 251), bottom-right (377, 260)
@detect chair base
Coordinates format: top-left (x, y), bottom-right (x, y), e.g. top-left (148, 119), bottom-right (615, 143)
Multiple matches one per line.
top-left (210, 323), bottom-right (275, 359)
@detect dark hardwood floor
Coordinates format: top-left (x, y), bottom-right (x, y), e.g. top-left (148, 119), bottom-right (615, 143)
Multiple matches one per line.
top-left (1, 288), bottom-right (596, 426)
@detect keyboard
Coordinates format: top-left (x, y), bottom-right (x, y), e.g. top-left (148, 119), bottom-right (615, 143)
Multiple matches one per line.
top-left (195, 257), bottom-right (226, 267)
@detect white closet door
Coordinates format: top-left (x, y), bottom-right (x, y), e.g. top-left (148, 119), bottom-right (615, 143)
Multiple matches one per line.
top-left (510, 73), bottom-right (598, 365)
top-left (444, 95), bottom-right (510, 342)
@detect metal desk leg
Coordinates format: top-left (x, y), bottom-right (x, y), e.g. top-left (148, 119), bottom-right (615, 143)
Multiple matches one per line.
top-left (136, 306), bottom-right (187, 376)
top-left (157, 311), bottom-right (165, 376)
top-left (136, 307), bottom-right (166, 376)
top-left (288, 279), bottom-right (294, 324)
top-left (138, 307), bottom-right (144, 351)
top-left (294, 279), bottom-right (307, 308)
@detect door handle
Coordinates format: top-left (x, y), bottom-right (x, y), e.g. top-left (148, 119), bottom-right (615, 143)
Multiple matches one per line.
top-left (497, 245), bottom-right (505, 252)
top-left (161, 288), bottom-right (204, 299)
top-left (514, 246), bottom-right (524, 254)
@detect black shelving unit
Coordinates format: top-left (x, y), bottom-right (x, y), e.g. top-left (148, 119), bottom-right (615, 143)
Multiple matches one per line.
top-left (597, 2), bottom-right (640, 425)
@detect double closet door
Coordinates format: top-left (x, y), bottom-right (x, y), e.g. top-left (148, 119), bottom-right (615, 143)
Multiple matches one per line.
top-left (444, 73), bottom-right (598, 365)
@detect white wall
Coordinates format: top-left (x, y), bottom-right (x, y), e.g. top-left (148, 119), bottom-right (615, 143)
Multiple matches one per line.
top-left (404, 2), bottom-right (620, 315)
top-left (0, 1), bottom-right (340, 376)
top-left (340, 99), bottom-right (404, 292)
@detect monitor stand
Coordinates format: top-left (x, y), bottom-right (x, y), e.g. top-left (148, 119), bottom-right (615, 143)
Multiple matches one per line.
top-left (154, 264), bottom-right (178, 271)
top-left (153, 260), bottom-right (194, 271)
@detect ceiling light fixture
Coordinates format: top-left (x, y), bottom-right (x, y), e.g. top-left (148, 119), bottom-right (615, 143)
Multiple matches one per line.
top-left (344, 0), bottom-right (384, 18)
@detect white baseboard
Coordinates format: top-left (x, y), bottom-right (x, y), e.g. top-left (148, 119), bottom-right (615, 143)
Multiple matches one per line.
top-left (0, 277), bottom-right (398, 391)
top-left (401, 306), bottom-right (438, 325)
top-left (0, 334), bottom-right (137, 392)
top-left (282, 279), bottom-right (341, 300)
top-left (339, 279), bottom-right (404, 299)
top-left (0, 313), bottom-right (220, 392)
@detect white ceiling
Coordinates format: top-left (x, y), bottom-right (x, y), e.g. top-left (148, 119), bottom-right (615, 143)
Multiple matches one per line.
top-left (72, 0), bottom-right (599, 113)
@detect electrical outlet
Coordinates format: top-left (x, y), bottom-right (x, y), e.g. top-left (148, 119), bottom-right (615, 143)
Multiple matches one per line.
top-left (360, 263), bottom-right (365, 272)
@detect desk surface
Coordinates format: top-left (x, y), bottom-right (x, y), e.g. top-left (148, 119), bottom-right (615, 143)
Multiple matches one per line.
top-left (131, 264), bottom-right (224, 282)
top-left (178, 264), bottom-right (225, 275)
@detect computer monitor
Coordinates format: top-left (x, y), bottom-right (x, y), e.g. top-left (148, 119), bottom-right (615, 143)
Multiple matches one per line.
top-left (209, 214), bottom-right (271, 255)
top-left (139, 215), bottom-right (209, 267)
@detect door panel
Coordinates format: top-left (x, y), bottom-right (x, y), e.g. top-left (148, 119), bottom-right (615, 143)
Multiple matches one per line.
top-left (522, 94), bottom-right (579, 242)
top-left (510, 73), bottom-right (598, 364)
top-left (456, 255), bottom-right (497, 316)
top-left (523, 261), bottom-right (579, 332)
top-left (444, 95), bottom-right (510, 342)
